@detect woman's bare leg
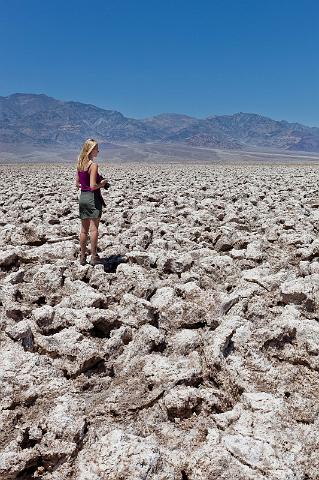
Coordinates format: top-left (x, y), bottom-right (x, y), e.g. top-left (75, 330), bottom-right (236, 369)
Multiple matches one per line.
top-left (89, 218), bottom-right (100, 259)
top-left (80, 219), bottom-right (90, 257)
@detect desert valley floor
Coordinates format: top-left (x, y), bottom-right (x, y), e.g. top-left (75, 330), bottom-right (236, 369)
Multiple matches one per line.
top-left (1, 162), bottom-right (319, 479)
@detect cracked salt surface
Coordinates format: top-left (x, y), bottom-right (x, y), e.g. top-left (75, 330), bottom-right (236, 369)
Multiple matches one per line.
top-left (0, 162), bottom-right (319, 479)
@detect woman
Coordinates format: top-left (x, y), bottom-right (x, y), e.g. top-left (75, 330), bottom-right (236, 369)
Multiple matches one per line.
top-left (76, 138), bottom-right (108, 265)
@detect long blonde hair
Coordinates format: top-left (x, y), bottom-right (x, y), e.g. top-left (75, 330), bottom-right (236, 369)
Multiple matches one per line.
top-left (77, 138), bottom-right (98, 170)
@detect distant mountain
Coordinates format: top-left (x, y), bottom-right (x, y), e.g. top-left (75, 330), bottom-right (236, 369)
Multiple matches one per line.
top-left (1, 93), bottom-right (319, 152)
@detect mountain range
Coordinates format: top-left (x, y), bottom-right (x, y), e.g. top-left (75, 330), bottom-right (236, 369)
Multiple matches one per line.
top-left (1, 93), bottom-right (319, 152)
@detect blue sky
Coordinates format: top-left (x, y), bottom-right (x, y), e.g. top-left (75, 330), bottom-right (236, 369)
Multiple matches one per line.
top-left (1, 0), bottom-right (318, 125)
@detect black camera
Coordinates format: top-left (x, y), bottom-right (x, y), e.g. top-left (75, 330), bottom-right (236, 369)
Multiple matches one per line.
top-left (103, 180), bottom-right (111, 190)
top-left (100, 174), bottom-right (111, 190)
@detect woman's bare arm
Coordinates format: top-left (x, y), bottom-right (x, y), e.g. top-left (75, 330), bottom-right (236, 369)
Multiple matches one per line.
top-left (89, 163), bottom-right (98, 190)
top-left (89, 163), bottom-right (106, 190)
top-left (90, 163), bottom-right (106, 190)
top-left (75, 170), bottom-right (80, 189)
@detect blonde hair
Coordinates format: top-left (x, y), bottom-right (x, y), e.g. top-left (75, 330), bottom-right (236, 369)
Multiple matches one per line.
top-left (77, 138), bottom-right (98, 171)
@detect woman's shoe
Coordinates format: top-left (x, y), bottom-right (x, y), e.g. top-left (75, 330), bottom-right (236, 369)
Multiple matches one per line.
top-left (89, 256), bottom-right (102, 266)
top-left (79, 254), bottom-right (87, 266)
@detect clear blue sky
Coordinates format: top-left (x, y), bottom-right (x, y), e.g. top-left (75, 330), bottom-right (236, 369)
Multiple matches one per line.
top-left (1, 0), bottom-right (318, 125)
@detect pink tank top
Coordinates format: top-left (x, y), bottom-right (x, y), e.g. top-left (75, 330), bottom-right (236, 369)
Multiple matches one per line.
top-left (78, 163), bottom-right (102, 192)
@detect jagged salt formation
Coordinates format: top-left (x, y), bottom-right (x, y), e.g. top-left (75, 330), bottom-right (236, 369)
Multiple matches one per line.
top-left (0, 163), bottom-right (319, 480)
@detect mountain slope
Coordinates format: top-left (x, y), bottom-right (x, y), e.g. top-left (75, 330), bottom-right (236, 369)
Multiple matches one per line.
top-left (1, 93), bottom-right (319, 152)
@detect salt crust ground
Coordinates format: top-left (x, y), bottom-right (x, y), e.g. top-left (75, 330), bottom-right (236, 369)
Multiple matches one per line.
top-left (0, 163), bottom-right (319, 479)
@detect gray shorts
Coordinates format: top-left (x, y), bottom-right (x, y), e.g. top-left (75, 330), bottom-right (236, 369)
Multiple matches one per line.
top-left (79, 191), bottom-right (102, 219)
